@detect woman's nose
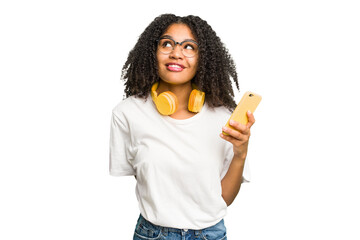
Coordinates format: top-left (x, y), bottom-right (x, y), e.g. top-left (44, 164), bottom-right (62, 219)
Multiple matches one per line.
top-left (169, 45), bottom-right (183, 59)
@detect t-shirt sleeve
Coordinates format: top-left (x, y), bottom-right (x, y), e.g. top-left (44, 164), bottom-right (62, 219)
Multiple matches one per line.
top-left (220, 142), bottom-right (251, 183)
top-left (109, 111), bottom-right (135, 176)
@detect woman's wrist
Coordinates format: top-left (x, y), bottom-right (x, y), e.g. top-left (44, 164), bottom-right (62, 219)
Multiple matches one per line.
top-left (233, 152), bottom-right (247, 162)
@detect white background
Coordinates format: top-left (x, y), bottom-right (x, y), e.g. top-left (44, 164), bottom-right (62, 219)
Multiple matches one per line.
top-left (1, 0), bottom-right (359, 239)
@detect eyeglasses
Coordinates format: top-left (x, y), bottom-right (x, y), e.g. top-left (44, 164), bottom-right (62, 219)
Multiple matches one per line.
top-left (157, 36), bottom-right (199, 58)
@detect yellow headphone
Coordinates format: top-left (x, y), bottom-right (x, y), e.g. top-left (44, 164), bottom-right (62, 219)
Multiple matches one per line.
top-left (151, 82), bottom-right (205, 115)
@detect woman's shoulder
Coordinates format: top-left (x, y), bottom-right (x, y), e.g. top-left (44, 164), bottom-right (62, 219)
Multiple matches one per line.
top-left (202, 105), bottom-right (233, 125)
top-left (112, 95), bottom-right (150, 116)
top-left (206, 105), bottom-right (232, 117)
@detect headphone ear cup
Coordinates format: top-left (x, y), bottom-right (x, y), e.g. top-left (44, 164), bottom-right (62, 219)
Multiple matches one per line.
top-left (188, 89), bottom-right (205, 113)
top-left (156, 91), bottom-right (178, 115)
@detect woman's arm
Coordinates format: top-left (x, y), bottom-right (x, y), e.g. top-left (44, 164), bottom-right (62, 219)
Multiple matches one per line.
top-left (220, 155), bottom-right (245, 206)
top-left (220, 111), bottom-right (255, 206)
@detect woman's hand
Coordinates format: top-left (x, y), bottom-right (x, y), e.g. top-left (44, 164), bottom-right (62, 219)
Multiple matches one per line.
top-left (220, 111), bottom-right (255, 160)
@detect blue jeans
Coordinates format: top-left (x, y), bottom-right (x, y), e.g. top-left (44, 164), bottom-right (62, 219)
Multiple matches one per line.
top-left (133, 214), bottom-right (227, 240)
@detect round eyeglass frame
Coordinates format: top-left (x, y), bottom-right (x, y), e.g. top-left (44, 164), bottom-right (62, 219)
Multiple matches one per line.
top-left (157, 37), bottom-right (199, 58)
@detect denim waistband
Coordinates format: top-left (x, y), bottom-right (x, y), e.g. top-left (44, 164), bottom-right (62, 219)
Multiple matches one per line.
top-left (162, 226), bottom-right (202, 236)
top-left (138, 214), bottom-right (224, 236)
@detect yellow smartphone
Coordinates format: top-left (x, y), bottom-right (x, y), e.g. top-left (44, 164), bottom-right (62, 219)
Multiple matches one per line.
top-left (223, 91), bottom-right (262, 135)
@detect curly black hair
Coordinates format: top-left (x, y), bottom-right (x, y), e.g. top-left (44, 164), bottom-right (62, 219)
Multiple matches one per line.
top-left (121, 14), bottom-right (239, 111)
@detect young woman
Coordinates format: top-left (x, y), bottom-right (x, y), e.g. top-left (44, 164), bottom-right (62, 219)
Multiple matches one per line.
top-left (110, 14), bottom-right (255, 240)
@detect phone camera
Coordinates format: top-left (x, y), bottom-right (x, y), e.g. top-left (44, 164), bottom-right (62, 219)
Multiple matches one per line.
top-left (249, 94), bottom-right (254, 97)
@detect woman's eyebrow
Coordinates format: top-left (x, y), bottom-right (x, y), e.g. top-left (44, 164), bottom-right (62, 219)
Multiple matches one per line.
top-left (160, 35), bottom-right (196, 42)
top-left (160, 35), bottom-right (172, 39)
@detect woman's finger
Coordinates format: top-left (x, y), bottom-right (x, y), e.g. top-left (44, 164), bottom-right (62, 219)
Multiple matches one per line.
top-left (229, 120), bottom-right (250, 135)
top-left (246, 111), bottom-right (255, 128)
top-left (222, 126), bottom-right (249, 141)
top-left (220, 132), bottom-right (240, 145)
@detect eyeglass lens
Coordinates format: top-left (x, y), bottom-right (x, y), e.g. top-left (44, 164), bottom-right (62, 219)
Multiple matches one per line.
top-left (158, 38), bottom-right (198, 57)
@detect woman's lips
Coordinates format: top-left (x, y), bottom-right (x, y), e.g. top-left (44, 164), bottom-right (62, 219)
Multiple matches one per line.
top-left (166, 63), bottom-right (185, 72)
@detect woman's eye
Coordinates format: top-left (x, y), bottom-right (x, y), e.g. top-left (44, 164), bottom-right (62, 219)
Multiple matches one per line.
top-left (162, 41), bottom-right (173, 48)
top-left (184, 44), bottom-right (195, 50)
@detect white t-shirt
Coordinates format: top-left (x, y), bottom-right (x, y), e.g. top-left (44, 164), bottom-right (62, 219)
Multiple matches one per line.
top-left (109, 94), bottom-right (250, 230)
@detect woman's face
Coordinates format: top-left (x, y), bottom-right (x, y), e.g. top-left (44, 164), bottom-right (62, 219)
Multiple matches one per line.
top-left (156, 23), bottom-right (199, 85)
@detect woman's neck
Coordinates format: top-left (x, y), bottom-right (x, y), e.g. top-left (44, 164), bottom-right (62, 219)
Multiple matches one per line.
top-left (156, 81), bottom-right (193, 111)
